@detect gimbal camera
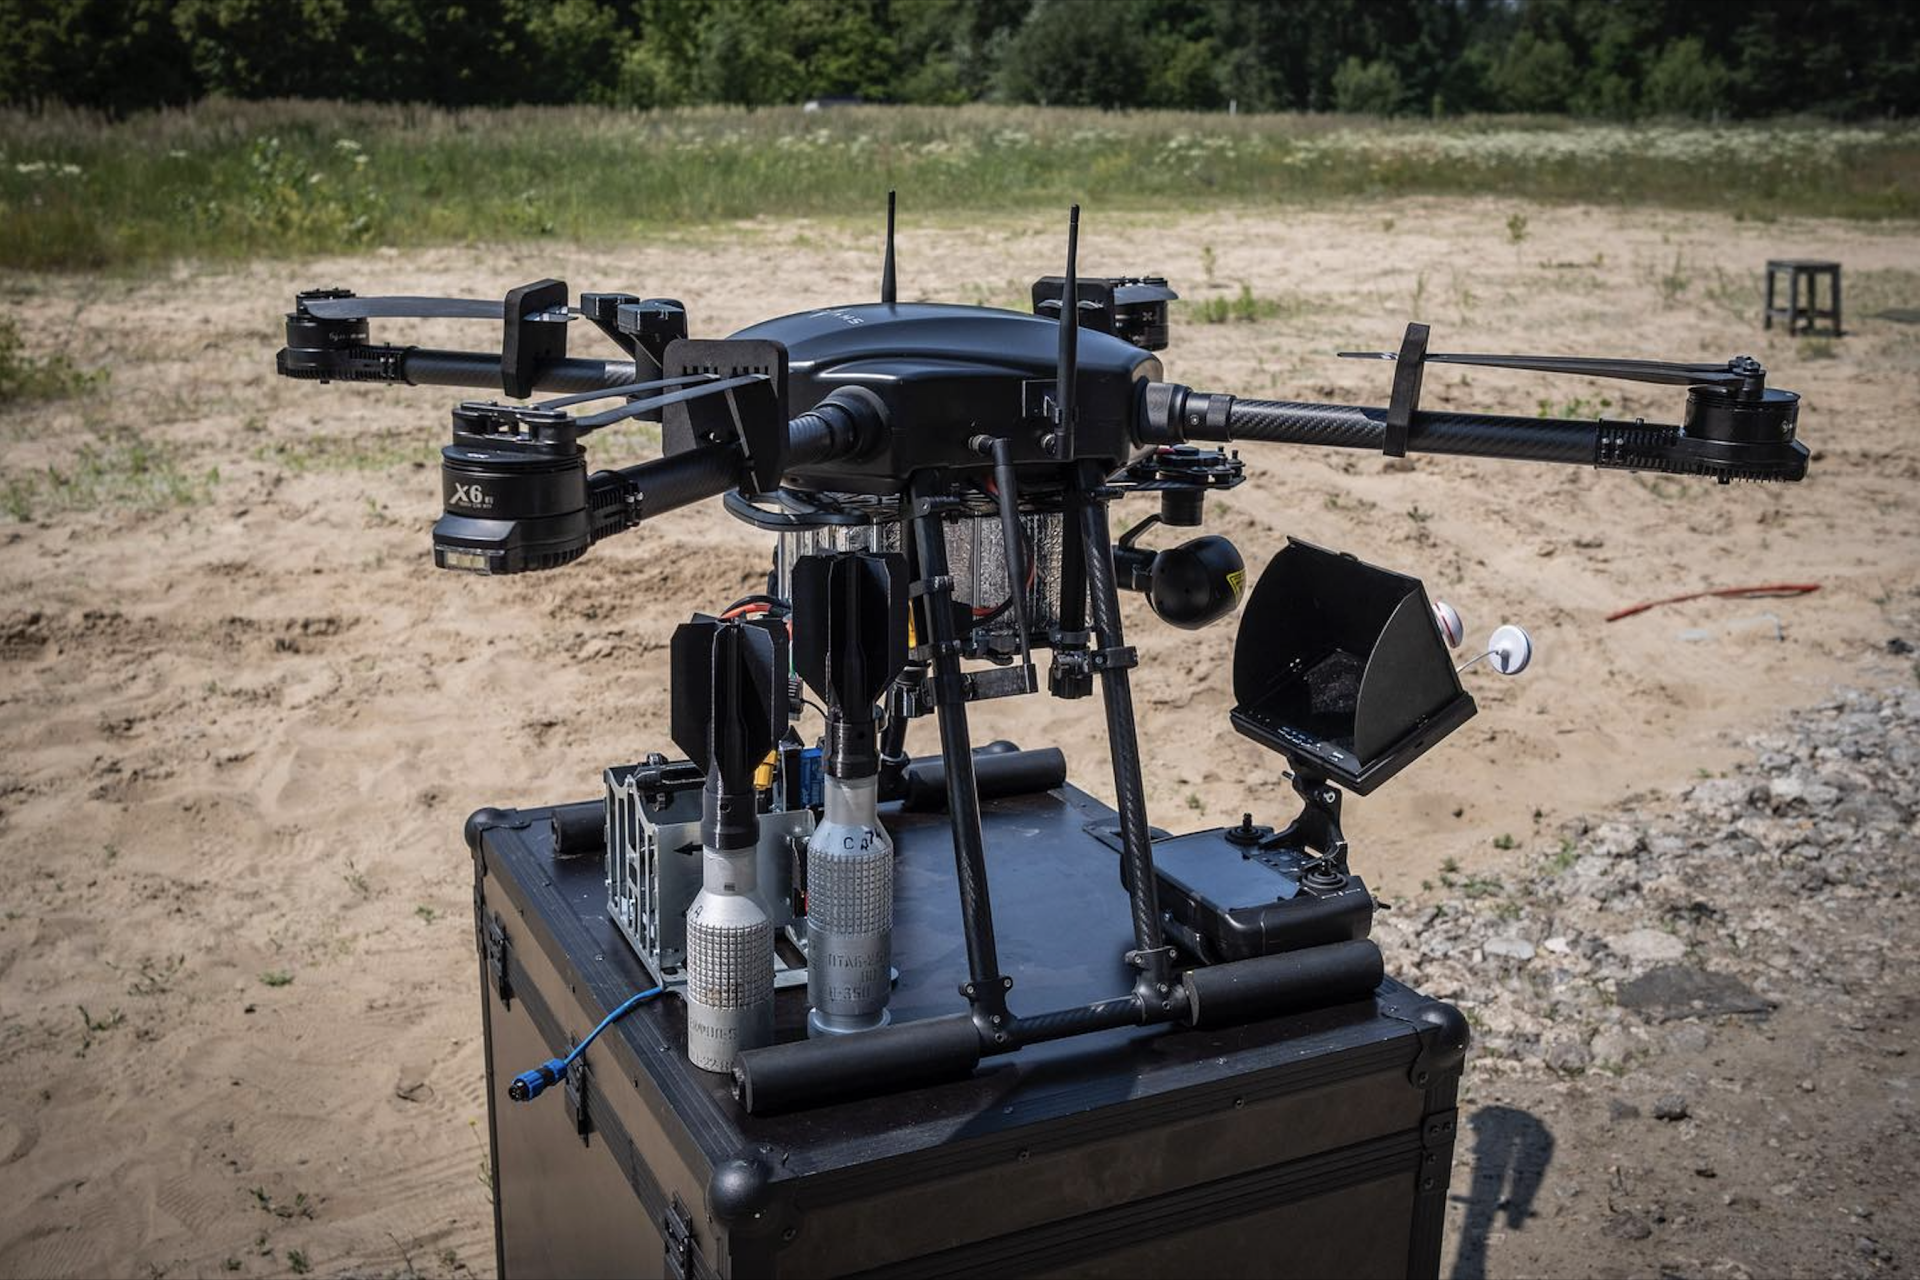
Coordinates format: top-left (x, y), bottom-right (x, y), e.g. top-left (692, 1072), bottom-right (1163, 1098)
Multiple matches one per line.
top-left (277, 195), bottom-right (1808, 1113)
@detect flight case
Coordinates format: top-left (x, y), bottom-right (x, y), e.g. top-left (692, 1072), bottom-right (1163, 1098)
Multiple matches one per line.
top-left (470, 782), bottom-right (1465, 1279)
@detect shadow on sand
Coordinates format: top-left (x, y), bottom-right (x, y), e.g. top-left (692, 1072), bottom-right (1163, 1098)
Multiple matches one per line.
top-left (1450, 1104), bottom-right (1555, 1280)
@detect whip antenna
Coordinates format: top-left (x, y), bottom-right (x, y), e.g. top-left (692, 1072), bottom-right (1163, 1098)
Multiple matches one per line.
top-left (1055, 204), bottom-right (1080, 457)
top-left (880, 190), bottom-right (897, 306)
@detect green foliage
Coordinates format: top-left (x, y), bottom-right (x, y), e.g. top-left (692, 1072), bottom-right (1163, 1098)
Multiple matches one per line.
top-left (693, 0), bottom-right (804, 106)
top-left (1331, 58), bottom-right (1404, 117)
top-left (232, 136), bottom-right (385, 243)
top-left (1644, 37), bottom-right (1732, 119)
top-left (1149, 36), bottom-right (1224, 112)
top-left (1489, 32), bottom-right (1578, 114)
top-left (892, 0), bottom-right (1027, 104)
top-left (788, 0), bottom-right (898, 101)
top-left (1, 425), bottom-right (217, 522)
top-left (0, 0), bottom-right (192, 113)
top-left (0, 0), bottom-right (1916, 119)
top-left (3, 104), bottom-right (1916, 271)
top-left (1651, 250), bottom-right (1692, 304)
top-left (1192, 283), bottom-right (1286, 324)
top-left (0, 314), bottom-right (101, 402)
top-left (997, 0), bottom-right (1151, 108)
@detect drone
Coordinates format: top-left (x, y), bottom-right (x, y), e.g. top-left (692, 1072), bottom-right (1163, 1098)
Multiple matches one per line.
top-left (276, 194), bottom-right (1808, 1114)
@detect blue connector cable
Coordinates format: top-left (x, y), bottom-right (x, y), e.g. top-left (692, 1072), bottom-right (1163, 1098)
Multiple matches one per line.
top-left (507, 984), bottom-right (664, 1102)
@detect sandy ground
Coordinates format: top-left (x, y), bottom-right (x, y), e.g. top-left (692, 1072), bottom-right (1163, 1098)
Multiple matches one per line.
top-left (1, 197), bottom-right (1917, 1278)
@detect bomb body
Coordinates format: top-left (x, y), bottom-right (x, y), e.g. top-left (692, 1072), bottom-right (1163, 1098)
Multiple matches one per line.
top-left (806, 775), bottom-right (894, 1036)
top-left (685, 847), bottom-right (775, 1071)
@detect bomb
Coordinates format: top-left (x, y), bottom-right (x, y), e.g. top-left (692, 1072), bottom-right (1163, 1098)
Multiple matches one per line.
top-left (671, 614), bottom-right (787, 1073)
top-left (791, 551), bottom-right (909, 1038)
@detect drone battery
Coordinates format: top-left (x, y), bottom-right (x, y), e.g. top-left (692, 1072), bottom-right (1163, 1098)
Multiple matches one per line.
top-left (770, 521), bottom-right (902, 601)
top-left (945, 509), bottom-right (1065, 653)
top-left (766, 508), bottom-right (1066, 657)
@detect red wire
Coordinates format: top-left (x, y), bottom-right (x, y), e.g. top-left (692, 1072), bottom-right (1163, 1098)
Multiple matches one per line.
top-left (969, 521), bottom-right (1039, 617)
top-left (1605, 583), bottom-right (1821, 622)
top-left (721, 602), bottom-right (774, 620)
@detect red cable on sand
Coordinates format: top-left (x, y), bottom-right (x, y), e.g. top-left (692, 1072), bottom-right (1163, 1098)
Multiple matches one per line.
top-left (1605, 583), bottom-right (1821, 623)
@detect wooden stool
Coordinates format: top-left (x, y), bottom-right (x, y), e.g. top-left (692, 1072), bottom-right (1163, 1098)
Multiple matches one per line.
top-left (1764, 259), bottom-right (1842, 335)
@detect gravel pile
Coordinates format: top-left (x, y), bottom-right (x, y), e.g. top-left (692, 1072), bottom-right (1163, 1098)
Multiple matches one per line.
top-left (1376, 684), bottom-right (1920, 1076)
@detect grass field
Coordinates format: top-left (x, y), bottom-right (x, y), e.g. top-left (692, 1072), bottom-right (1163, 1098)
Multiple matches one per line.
top-left (2, 101), bottom-right (1917, 271)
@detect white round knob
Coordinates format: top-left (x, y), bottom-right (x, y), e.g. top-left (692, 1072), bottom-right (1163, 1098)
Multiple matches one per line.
top-left (1431, 600), bottom-right (1464, 649)
top-left (1487, 624), bottom-right (1533, 676)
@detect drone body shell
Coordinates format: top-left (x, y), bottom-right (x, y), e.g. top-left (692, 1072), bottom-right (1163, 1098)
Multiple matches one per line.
top-left (730, 302), bottom-right (1162, 496)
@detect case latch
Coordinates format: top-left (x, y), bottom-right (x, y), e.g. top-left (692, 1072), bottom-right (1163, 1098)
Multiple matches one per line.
top-left (482, 912), bottom-right (512, 1007)
top-left (663, 1195), bottom-right (695, 1280)
top-left (563, 1054), bottom-right (592, 1144)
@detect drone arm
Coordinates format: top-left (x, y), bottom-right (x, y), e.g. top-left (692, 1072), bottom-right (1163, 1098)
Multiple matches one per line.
top-left (404, 348), bottom-right (638, 395)
top-left (1145, 385), bottom-right (1808, 483)
top-left (277, 341), bottom-right (639, 396)
top-left (581, 389), bottom-right (879, 543)
top-left (1210, 397), bottom-right (1592, 464)
top-left (555, 445), bottom-right (743, 564)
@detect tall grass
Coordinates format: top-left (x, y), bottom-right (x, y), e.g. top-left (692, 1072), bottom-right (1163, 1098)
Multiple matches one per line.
top-left (3, 101), bottom-right (1917, 271)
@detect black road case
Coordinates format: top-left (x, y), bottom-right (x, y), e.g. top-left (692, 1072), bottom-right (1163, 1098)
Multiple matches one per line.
top-left (470, 783), bottom-right (1465, 1279)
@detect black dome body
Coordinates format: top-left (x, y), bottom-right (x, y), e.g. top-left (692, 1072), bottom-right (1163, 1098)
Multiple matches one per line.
top-left (730, 302), bottom-right (1163, 495)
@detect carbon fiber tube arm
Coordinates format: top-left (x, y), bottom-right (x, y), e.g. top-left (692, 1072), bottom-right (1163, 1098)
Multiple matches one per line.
top-left (1139, 382), bottom-right (1809, 483)
top-left (587, 388), bottom-right (884, 543)
top-left (276, 342), bottom-right (640, 394)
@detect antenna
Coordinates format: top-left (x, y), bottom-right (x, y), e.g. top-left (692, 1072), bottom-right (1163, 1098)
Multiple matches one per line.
top-left (1055, 204), bottom-right (1080, 457)
top-left (880, 190), bottom-right (897, 306)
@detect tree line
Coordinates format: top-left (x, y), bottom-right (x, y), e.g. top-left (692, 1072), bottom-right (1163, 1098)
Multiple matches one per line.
top-left (3, 0), bottom-right (1915, 120)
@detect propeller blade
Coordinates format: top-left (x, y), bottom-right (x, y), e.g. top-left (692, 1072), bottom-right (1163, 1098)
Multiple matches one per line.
top-left (534, 373), bottom-right (714, 412)
top-left (302, 296), bottom-right (578, 323)
top-left (1337, 350), bottom-right (1754, 388)
top-left (304, 296), bottom-right (503, 321)
top-left (572, 375), bottom-right (765, 431)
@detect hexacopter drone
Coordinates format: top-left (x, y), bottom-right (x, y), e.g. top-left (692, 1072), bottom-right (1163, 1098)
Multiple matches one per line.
top-left (275, 195), bottom-right (1807, 1116)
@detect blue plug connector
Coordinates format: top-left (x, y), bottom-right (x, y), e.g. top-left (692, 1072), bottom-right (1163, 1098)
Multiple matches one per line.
top-left (506, 984), bottom-right (663, 1104)
top-left (509, 1059), bottom-right (566, 1101)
